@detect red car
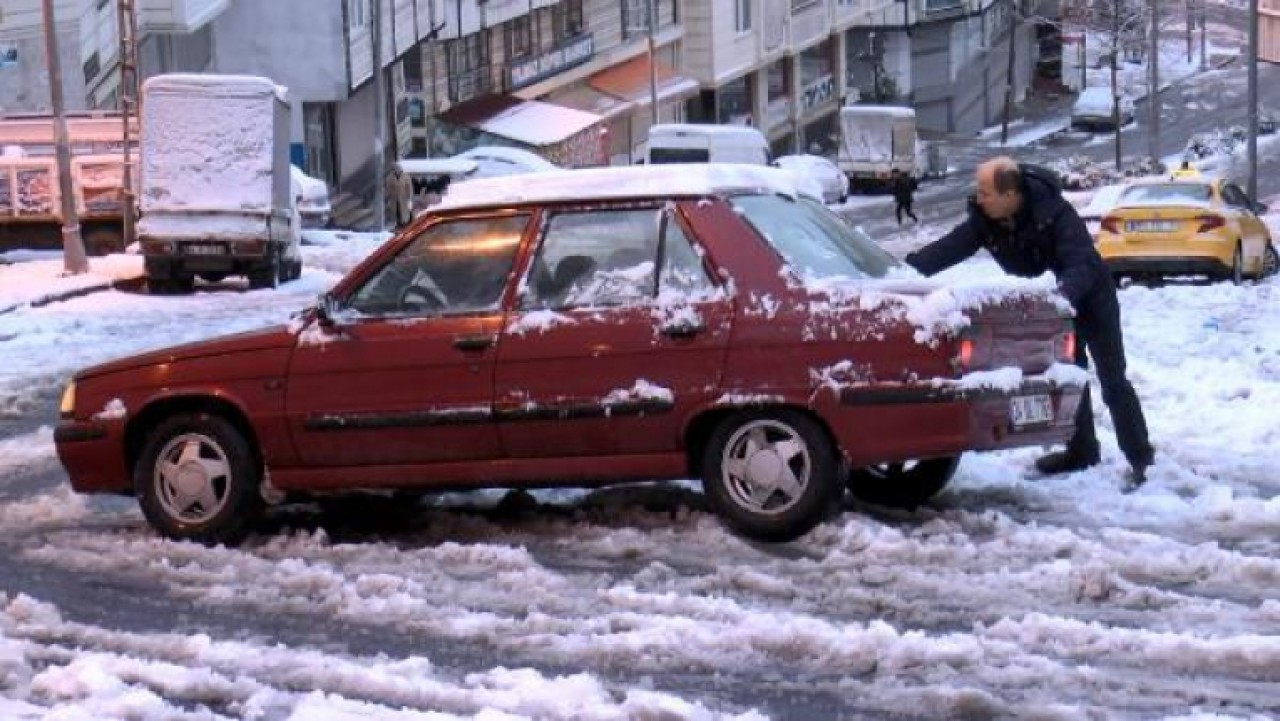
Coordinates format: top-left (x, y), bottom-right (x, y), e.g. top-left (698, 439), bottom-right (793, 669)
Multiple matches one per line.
top-left (56, 165), bottom-right (1083, 545)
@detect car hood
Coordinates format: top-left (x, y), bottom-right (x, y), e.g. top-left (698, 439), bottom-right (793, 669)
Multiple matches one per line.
top-left (77, 325), bottom-right (296, 380)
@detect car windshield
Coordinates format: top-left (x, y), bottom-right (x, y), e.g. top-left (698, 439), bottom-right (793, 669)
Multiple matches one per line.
top-left (730, 194), bottom-right (896, 280)
top-left (1119, 183), bottom-right (1212, 206)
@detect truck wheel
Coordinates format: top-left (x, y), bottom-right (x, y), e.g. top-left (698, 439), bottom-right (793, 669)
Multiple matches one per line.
top-left (149, 274), bottom-right (194, 295)
top-left (701, 410), bottom-right (842, 542)
top-left (134, 412), bottom-right (263, 545)
top-left (84, 226), bottom-right (125, 255)
top-left (198, 272), bottom-right (228, 283)
top-left (248, 251), bottom-right (281, 290)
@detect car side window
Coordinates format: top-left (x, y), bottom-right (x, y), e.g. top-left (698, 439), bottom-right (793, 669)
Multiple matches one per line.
top-left (659, 214), bottom-right (716, 298)
top-left (521, 208), bottom-right (661, 310)
top-left (1221, 184), bottom-right (1251, 210)
top-left (347, 214), bottom-right (527, 317)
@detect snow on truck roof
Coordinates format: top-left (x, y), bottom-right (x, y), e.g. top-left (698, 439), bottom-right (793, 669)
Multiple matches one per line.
top-left (840, 105), bottom-right (916, 119)
top-left (435, 164), bottom-right (814, 211)
top-left (649, 124), bottom-right (768, 142)
top-left (142, 73), bottom-right (288, 103)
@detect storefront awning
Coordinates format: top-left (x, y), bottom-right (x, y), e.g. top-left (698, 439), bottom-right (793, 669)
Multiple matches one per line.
top-left (549, 84), bottom-right (636, 121)
top-left (437, 94), bottom-right (604, 148)
top-left (587, 55), bottom-right (701, 108)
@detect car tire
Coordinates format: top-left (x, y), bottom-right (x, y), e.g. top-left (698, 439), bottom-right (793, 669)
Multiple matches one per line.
top-left (1263, 243), bottom-right (1279, 278)
top-left (846, 456), bottom-right (960, 509)
top-left (701, 410), bottom-right (842, 542)
top-left (134, 412), bottom-right (263, 545)
top-left (1230, 244), bottom-right (1244, 286)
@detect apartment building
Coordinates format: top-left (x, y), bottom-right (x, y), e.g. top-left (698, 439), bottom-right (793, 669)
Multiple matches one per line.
top-left (0, 0), bottom-right (85, 112)
top-left (682, 0), bottom-right (1041, 152)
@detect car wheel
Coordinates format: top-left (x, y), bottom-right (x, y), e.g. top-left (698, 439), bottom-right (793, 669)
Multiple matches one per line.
top-left (248, 249), bottom-right (281, 290)
top-left (1263, 243), bottom-right (1279, 278)
top-left (1230, 244), bottom-right (1244, 286)
top-left (846, 456), bottom-right (960, 509)
top-left (134, 412), bottom-right (264, 545)
top-left (701, 411), bottom-right (842, 542)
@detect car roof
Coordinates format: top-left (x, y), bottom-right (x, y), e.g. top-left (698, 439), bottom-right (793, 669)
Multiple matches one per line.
top-left (434, 163), bottom-right (813, 211)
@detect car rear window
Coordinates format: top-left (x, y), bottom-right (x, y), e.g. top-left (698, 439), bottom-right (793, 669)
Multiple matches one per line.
top-left (1119, 183), bottom-right (1212, 206)
top-left (730, 194), bottom-right (896, 280)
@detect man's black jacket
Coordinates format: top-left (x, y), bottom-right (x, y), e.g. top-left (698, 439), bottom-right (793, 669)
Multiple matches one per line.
top-left (904, 165), bottom-right (1109, 308)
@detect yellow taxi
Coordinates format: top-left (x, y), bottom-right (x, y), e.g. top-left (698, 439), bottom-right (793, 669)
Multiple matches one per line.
top-left (1096, 175), bottom-right (1279, 284)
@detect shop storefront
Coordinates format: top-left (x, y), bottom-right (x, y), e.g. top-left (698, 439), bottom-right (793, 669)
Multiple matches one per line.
top-left (797, 38), bottom-right (838, 156)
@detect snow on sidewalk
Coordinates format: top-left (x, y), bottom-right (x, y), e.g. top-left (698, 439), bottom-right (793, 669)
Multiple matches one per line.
top-left (0, 254), bottom-right (145, 316)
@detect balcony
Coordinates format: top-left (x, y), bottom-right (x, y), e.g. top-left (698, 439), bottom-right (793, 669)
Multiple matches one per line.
top-left (136, 0), bottom-right (230, 34)
top-left (449, 66), bottom-right (494, 105)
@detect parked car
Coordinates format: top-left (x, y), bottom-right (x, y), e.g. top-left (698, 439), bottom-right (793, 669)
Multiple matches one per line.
top-left (773, 154), bottom-right (850, 204)
top-left (290, 165), bottom-right (332, 229)
top-left (451, 146), bottom-right (559, 177)
top-left (1071, 87), bottom-right (1134, 132)
top-left (55, 165), bottom-right (1083, 546)
top-left (1097, 176), bottom-right (1278, 284)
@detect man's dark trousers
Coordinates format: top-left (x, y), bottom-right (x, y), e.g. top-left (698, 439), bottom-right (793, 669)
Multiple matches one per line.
top-left (1066, 282), bottom-right (1153, 467)
top-left (895, 200), bottom-right (917, 224)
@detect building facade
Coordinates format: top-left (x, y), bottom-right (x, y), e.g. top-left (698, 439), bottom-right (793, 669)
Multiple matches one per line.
top-left (0, 0), bottom-right (86, 113)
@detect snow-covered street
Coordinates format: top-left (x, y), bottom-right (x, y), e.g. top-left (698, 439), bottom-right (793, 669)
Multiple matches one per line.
top-left (0, 211), bottom-right (1277, 719)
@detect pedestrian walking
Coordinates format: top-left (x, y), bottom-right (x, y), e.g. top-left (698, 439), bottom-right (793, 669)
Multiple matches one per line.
top-left (904, 156), bottom-right (1155, 491)
top-left (892, 168), bottom-right (918, 225)
top-left (385, 163), bottom-right (414, 229)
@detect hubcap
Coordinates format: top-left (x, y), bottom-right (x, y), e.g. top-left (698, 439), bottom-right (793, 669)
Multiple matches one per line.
top-left (1265, 247), bottom-right (1278, 277)
top-left (721, 420), bottom-right (811, 516)
top-left (154, 433), bottom-right (232, 524)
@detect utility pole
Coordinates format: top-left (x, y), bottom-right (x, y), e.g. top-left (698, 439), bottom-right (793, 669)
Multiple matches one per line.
top-left (647, 0), bottom-right (659, 125)
top-left (1000, 0), bottom-right (1019, 145)
top-left (41, 0), bottom-right (88, 274)
top-left (1248, 0), bottom-right (1258, 200)
top-left (372, 0), bottom-right (386, 232)
top-left (1186, 0), bottom-right (1193, 62)
top-left (1112, 0), bottom-right (1122, 170)
top-left (1148, 0), bottom-right (1160, 168)
top-left (1200, 0), bottom-right (1207, 70)
top-left (117, 0), bottom-right (140, 252)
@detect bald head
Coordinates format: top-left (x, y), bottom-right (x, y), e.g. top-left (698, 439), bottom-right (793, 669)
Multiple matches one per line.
top-left (975, 156), bottom-right (1023, 220)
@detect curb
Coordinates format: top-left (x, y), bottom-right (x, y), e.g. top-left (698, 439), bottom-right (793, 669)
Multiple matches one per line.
top-left (0, 277), bottom-right (139, 317)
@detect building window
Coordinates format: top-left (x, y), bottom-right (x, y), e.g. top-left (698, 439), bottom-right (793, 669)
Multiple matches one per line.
top-left (505, 15), bottom-right (533, 59)
top-left (552, 0), bottom-right (584, 41)
top-left (446, 31), bottom-right (492, 103)
top-left (735, 0), bottom-right (752, 32)
top-left (83, 52), bottom-right (101, 84)
top-left (350, 0), bottom-right (369, 30)
top-left (621, 0), bottom-right (653, 40)
top-left (791, 0), bottom-right (820, 12)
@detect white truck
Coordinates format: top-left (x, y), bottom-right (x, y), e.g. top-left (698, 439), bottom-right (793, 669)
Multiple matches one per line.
top-left (138, 74), bottom-right (301, 293)
top-left (643, 124), bottom-right (770, 165)
top-left (837, 105), bottom-right (918, 192)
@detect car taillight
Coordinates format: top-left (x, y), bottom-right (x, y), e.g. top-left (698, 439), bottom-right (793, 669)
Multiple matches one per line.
top-left (1056, 330), bottom-right (1076, 363)
top-left (1100, 216), bottom-right (1121, 234)
top-left (1194, 214), bottom-right (1225, 233)
top-left (952, 338), bottom-right (975, 373)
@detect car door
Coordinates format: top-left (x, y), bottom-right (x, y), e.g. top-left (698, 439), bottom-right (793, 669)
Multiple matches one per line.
top-left (285, 212), bottom-right (529, 468)
top-left (494, 204), bottom-right (732, 460)
top-left (1221, 183), bottom-right (1268, 269)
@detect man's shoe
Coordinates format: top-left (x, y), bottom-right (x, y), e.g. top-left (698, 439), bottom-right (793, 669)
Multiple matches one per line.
top-left (1033, 450), bottom-right (1100, 476)
top-left (1121, 462), bottom-right (1150, 494)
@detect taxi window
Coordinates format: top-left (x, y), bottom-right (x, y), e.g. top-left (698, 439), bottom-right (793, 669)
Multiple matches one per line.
top-left (1119, 183), bottom-right (1212, 206)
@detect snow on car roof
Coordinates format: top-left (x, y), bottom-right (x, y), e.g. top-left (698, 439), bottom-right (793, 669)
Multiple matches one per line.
top-left (399, 158), bottom-right (480, 177)
top-left (840, 105), bottom-right (916, 119)
top-left (434, 164), bottom-right (812, 211)
top-left (649, 123), bottom-right (769, 141)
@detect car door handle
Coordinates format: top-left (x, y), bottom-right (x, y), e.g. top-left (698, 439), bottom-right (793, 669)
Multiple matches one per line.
top-left (453, 334), bottom-right (497, 352)
top-left (660, 321), bottom-right (705, 338)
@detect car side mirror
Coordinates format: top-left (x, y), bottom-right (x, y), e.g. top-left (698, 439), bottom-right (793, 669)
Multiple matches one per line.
top-left (314, 292), bottom-right (339, 329)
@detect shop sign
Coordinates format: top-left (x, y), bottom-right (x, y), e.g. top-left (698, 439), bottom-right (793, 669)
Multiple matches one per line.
top-left (509, 34), bottom-right (595, 90)
top-left (800, 74), bottom-right (835, 113)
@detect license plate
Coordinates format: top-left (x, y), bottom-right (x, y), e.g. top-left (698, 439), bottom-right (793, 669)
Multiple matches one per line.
top-left (1125, 220), bottom-right (1179, 233)
top-left (185, 244), bottom-right (226, 256)
top-left (1010, 394), bottom-right (1054, 428)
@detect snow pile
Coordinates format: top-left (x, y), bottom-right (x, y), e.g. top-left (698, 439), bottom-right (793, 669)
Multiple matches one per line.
top-left (602, 380), bottom-right (674, 406)
top-left (1049, 155), bottom-right (1164, 190)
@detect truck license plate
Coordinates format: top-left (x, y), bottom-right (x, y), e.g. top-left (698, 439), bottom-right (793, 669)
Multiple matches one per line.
top-left (185, 244), bottom-right (226, 256)
top-left (1010, 394), bottom-right (1054, 428)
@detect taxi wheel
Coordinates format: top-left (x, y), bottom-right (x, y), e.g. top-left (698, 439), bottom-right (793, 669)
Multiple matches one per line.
top-left (1230, 244), bottom-right (1244, 286)
top-left (1261, 243), bottom-right (1279, 279)
top-left (702, 410), bottom-right (843, 543)
top-left (846, 456), bottom-right (960, 509)
top-left (134, 412), bottom-right (263, 545)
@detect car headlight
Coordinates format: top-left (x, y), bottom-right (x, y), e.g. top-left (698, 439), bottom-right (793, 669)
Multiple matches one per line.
top-left (59, 381), bottom-right (76, 418)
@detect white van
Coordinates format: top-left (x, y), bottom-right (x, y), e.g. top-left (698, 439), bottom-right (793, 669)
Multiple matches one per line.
top-left (644, 124), bottom-right (770, 165)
